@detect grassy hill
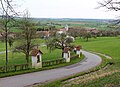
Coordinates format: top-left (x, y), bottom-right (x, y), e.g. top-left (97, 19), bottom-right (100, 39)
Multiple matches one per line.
top-left (75, 37), bottom-right (120, 70)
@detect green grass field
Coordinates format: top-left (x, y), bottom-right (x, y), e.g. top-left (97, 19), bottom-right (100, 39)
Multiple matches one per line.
top-left (75, 37), bottom-right (120, 70)
top-left (0, 38), bottom-right (62, 66)
top-left (0, 47), bottom-right (62, 66)
top-left (0, 42), bottom-right (11, 52)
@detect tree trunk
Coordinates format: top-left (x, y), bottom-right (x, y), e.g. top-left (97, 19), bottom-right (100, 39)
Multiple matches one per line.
top-left (5, 27), bottom-right (8, 72)
top-left (26, 53), bottom-right (29, 64)
top-left (62, 47), bottom-right (64, 58)
top-left (62, 51), bottom-right (64, 58)
top-left (61, 42), bottom-right (64, 58)
top-left (5, 12), bottom-right (8, 72)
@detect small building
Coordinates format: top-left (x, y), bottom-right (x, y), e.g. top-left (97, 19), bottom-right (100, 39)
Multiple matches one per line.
top-left (31, 49), bottom-right (43, 68)
top-left (57, 24), bottom-right (69, 34)
top-left (57, 28), bottom-right (66, 34)
top-left (63, 47), bottom-right (70, 62)
top-left (75, 45), bottom-right (82, 57)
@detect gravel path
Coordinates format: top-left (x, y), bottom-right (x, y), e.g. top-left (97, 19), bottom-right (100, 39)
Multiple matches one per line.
top-left (0, 50), bottom-right (11, 54)
top-left (0, 50), bottom-right (102, 87)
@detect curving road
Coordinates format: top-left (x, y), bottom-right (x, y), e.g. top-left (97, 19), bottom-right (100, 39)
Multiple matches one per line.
top-left (0, 50), bottom-right (102, 87)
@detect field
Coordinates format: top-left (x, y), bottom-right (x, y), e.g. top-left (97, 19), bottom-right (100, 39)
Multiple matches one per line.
top-left (59, 20), bottom-right (111, 30)
top-left (0, 38), bottom-right (62, 66)
top-left (0, 47), bottom-right (62, 66)
top-left (9, 18), bottom-right (112, 33)
top-left (71, 37), bottom-right (120, 87)
top-left (75, 37), bottom-right (120, 70)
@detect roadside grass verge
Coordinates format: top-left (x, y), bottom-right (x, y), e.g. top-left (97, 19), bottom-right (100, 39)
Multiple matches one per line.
top-left (68, 71), bottom-right (120, 87)
top-left (81, 72), bottom-right (120, 87)
top-left (39, 71), bottom-right (120, 87)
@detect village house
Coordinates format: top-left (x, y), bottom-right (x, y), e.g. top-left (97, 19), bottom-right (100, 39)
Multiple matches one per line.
top-left (36, 31), bottom-right (50, 38)
top-left (57, 24), bottom-right (69, 34)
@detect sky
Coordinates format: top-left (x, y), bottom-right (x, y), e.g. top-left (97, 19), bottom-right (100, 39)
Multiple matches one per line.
top-left (18, 0), bottom-right (119, 19)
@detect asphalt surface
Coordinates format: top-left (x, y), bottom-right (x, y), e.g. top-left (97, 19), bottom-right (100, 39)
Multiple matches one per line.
top-left (0, 50), bottom-right (102, 87)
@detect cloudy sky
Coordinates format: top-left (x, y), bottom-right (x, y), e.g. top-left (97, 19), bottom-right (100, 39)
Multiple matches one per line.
top-left (19, 0), bottom-right (119, 19)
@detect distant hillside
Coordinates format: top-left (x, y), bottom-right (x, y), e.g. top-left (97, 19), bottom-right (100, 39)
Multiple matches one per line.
top-left (0, 15), bottom-right (113, 22)
top-left (31, 18), bottom-right (113, 22)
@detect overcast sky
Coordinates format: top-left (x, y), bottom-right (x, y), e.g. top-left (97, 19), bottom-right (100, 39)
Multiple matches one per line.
top-left (19, 0), bottom-right (119, 19)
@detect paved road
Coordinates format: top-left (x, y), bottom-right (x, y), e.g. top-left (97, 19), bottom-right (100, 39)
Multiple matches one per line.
top-left (0, 50), bottom-right (102, 87)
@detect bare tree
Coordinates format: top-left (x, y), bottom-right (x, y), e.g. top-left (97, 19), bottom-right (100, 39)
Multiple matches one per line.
top-left (14, 11), bottom-right (37, 63)
top-left (0, 0), bottom-right (18, 71)
top-left (98, 0), bottom-right (120, 11)
top-left (98, 0), bottom-right (120, 24)
top-left (46, 33), bottom-right (74, 57)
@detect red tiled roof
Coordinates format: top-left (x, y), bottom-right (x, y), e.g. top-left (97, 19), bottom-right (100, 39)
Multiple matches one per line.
top-left (31, 49), bottom-right (43, 56)
top-left (63, 47), bottom-right (69, 53)
top-left (76, 45), bottom-right (82, 51)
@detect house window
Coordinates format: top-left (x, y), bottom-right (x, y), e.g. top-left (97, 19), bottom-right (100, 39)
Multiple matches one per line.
top-left (37, 55), bottom-right (40, 63)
